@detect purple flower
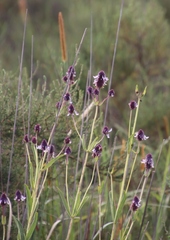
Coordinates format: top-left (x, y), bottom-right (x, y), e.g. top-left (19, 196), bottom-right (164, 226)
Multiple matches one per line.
top-left (45, 144), bottom-right (55, 158)
top-left (56, 101), bottom-right (61, 109)
top-left (31, 136), bottom-right (37, 144)
top-left (0, 193), bottom-right (9, 206)
top-left (108, 89), bottom-right (115, 97)
top-left (128, 101), bottom-right (138, 110)
top-left (64, 146), bottom-right (72, 155)
top-left (64, 92), bottom-right (72, 103)
top-left (37, 139), bottom-right (48, 151)
top-left (64, 137), bottom-right (71, 145)
top-left (67, 104), bottom-right (79, 116)
top-left (102, 126), bottom-right (112, 138)
top-left (93, 88), bottom-right (100, 96)
top-left (87, 86), bottom-right (94, 95)
top-left (23, 134), bottom-right (29, 143)
top-left (130, 196), bottom-right (141, 212)
top-left (63, 75), bottom-right (68, 83)
top-left (92, 144), bottom-right (102, 158)
top-left (93, 70), bottom-right (108, 89)
top-left (141, 153), bottom-right (154, 171)
top-left (65, 66), bottom-right (76, 83)
top-left (134, 129), bottom-right (149, 141)
top-left (14, 190), bottom-right (26, 202)
top-left (34, 124), bottom-right (41, 133)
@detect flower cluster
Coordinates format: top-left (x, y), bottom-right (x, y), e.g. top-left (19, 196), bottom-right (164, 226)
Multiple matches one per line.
top-left (0, 191), bottom-right (26, 207)
top-left (63, 66), bottom-right (76, 84)
top-left (37, 139), bottom-right (55, 158)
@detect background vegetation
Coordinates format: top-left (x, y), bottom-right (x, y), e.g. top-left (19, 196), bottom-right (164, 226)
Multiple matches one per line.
top-left (0, 0), bottom-right (170, 239)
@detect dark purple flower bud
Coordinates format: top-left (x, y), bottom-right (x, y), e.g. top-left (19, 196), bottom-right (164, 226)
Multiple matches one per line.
top-left (34, 124), bottom-right (41, 133)
top-left (67, 104), bottom-right (79, 116)
top-left (31, 136), bottom-right (37, 144)
top-left (14, 190), bottom-right (26, 202)
top-left (87, 86), bottom-right (93, 95)
top-left (0, 193), bottom-right (9, 206)
top-left (64, 137), bottom-right (71, 145)
top-left (66, 66), bottom-right (76, 83)
top-left (141, 153), bottom-right (154, 171)
top-left (93, 88), bottom-right (100, 96)
top-left (108, 89), bottom-right (115, 97)
top-left (130, 196), bottom-right (141, 211)
top-left (64, 92), bottom-right (72, 103)
top-left (92, 144), bottom-right (102, 158)
top-left (93, 70), bottom-right (108, 89)
top-left (63, 75), bottom-right (68, 83)
top-left (102, 126), bottom-right (112, 138)
top-left (23, 134), bottom-right (29, 143)
top-left (128, 100), bottom-right (138, 110)
top-left (56, 101), bottom-right (61, 109)
top-left (46, 145), bottom-right (55, 157)
top-left (65, 146), bottom-right (72, 155)
top-left (37, 139), bottom-right (48, 151)
top-left (134, 129), bottom-right (149, 141)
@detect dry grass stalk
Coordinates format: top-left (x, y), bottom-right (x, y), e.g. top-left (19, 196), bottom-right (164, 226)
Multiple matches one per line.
top-left (58, 12), bottom-right (67, 62)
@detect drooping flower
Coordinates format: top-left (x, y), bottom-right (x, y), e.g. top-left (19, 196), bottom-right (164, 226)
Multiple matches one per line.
top-left (64, 137), bottom-right (71, 145)
top-left (134, 129), bottom-right (149, 141)
top-left (67, 104), bottom-right (79, 116)
top-left (108, 89), bottom-right (115, 97)
top-left (23, 134), bottom-right (29, 143)
top-left (14, 190), bottom-right (26, 202)
top-left (102, 126), bottom-right (112, 138)
top-left (130, 196), bottom-right (141, 212)
top-left (64, 65), bottom-right (76, 84)
top-left (87, 86), bottom-right (94, 95)
top-left (34, 124), bottom-right (41, 133)
top-left (37, 139), bottom-right (48, 151)
top-left (64, 92), bottom-right (72, 103)
top-left (141, 153), bottom-right (154, 171)
top-left (128, 100), bottom-right (138, 110)
top-left (93, 70), bottom-right (108, 89)
top-left (56, 101), bottom-right (61, 109)
top-left (92, 144), bottom-right (102, 158)
top-left (31, 136), bottom-right (37, 144)
top-left (93, 88), bottom-right (100, 96)
top-left (64, 146), bottom-right (72, 155)
top-left (45, 144), bottom-right (55, 158)
top-left (0, 193), bottom-right (9, 206)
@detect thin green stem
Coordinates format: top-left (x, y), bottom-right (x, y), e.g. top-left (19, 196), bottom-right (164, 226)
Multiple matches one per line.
top-left (66, 218), bottom-right (73, 240)
top-left (126, 143), bottom-right (140, 192)
top-left (65, 157), bottom-right (70, 211)
top-left (3, 224), bottom-right (5, 240)
top-left (97, 162), bottom-right (102, 240)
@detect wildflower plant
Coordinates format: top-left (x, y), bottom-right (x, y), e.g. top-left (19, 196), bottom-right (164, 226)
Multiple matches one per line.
top-left (0, 2), bottom-right (170, 240)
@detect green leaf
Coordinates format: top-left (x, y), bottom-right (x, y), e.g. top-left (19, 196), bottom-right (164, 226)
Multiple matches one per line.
top-left (72, 191), bottom-right (82, 216)
top-left (42, 154), bottom-right (65, 171)
top-left (13, 215), bottom-right (26, 240)
top-left (57, 187), bottom-right (72, 217)
top-left (82, 134), bottom-right (87, 151)
top-left (24, 184), bottom-right (32, 218)
top-left (115, 191), bottom-right (127, 222)
top-left (26, 212), bottom-right (38, 240)
top-left (109, 191), bottom-right (115, 219)
top-left (142, 86), bottom-right (147, 96)
top-left (31, 144), bottom-right (39, 168)
top-left (28, 160), bottom-right (34, 189)
top-left (76, 196), bottom-right (89, 215)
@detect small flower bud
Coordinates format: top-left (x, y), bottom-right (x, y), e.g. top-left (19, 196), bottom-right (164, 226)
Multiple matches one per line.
top-left (23, 134), bottom-right (29, 143)
top-left (34, 124), bottom-right (41, 133)
top-left (128, 100), bottom-right (138, 110)
top-left (93, 70), bottom-right (108, 89)
top-left (93, 88), bottom-right (99, 96)
top-left (134, 129), bottom-right (149, 141)
top-left (65, 146), bottom-right (72, 155)
top-left (102, 126), bottom-right (112, 138)
top-left (31, 136), bottom-right (37, 144)
top-left (0, 193), bottom-right (9, 206)
top-left (130, 196), bottom-right (141, 211)
top-left (92, 144), bottom-right (102, 158)
top-left (141, 153), bottom-right (154, 171)
top-left (108, 89), bottom-right (115, 97)
top-left (14, 190), bottom-right (26, 202)
top-left (64, 137), bottom-right (71, 145)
